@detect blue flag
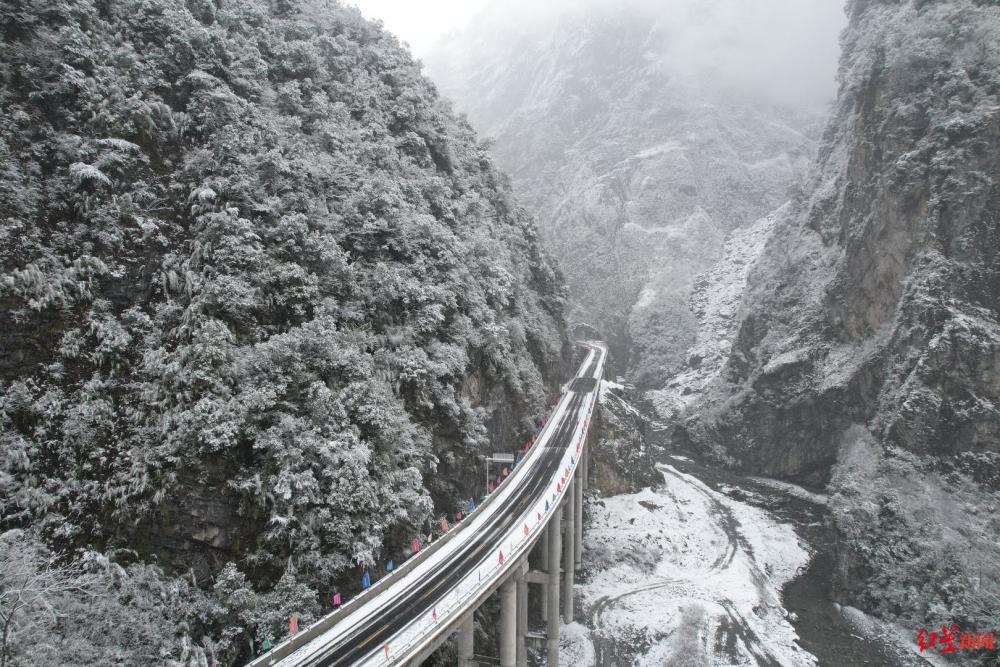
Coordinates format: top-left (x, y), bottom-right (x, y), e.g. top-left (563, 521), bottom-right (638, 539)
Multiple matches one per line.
top-left (515, 452), bottom-right (521, 464)
top-left (544, 500), bottom-right (549, 512)
top-left (361, 570), bottom-right (371, 589)
top-left (386, 560), bottom-right (394, 572)
top-left (469, 497), bottom-right (475, 511)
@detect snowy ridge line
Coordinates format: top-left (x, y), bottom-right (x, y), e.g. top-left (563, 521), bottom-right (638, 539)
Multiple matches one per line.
top-left (252, 342), bottom-right (606, 666)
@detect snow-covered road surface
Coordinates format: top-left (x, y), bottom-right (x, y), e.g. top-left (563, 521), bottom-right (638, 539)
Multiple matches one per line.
top-left (565, 463), bottom-right (816, 666)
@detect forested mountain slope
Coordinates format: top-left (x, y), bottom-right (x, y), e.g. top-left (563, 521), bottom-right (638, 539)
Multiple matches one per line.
top-left (680, 0), bottom-right (1000, 647)
top-left (425, 3), bottom-right (827, 383)
top-left (0, 0), bottom-right (567, 662)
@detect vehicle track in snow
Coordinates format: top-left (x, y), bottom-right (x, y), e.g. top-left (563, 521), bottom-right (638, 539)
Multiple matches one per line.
top-left (576, 462), bottom-right (810, 667)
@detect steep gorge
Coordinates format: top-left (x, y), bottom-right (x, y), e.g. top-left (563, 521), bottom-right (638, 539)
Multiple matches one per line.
top-left (425, 3), bottom-right (829, 383)
top-left (671, 0), bottom-right (1000, 642)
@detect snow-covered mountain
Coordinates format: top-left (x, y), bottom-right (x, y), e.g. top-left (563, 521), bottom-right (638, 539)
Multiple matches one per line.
top-left (668, 0), bottom-right (1000, 641)
top-left (425, 3), bottom-right (829, 383)
top-left (0, 1), bottom-right (567, 663)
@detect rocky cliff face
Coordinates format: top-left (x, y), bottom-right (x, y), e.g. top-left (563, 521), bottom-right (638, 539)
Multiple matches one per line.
top-left (592, 380), bottom-right (660, 495)
top-left (425, 4), bottom-right (825, 383)
top-left (674, 0), bottom-right (1000, 639)
top-left (686, 0), bottom-right (1000, 482)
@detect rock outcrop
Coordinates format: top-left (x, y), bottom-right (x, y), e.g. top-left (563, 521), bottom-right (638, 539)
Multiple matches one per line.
top-left (686, 0), bottom-right (1000, 483)
top-left (674, 0), bottom-right (1000, 639)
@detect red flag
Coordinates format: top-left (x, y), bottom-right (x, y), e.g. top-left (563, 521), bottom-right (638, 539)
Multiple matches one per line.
top-left (384, 645), bottom-right (390, 660)
top-left (523, 523), bottom-right (529, 536)
top-left (499, 549), bottom-right (505, 566)
top-left (411, 537), bottom-right (420, 554)
top-left (489, 481), bottom-right (495, 493)
top-left (456, 512), bottom-right (463, 521)
top-left (556, 482), bottom-right (561, 493)
top-left (332, 592), bottom-right (342, 606)
top-left (537, 511), bottom-right (542, 522)
top-left (289, 614), bottom-right (299, 634)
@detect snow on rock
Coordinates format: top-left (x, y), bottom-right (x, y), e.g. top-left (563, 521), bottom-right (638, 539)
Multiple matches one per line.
top-left (598, 379), bottom-right (625, 402)
top-left (631, 141), bottom-right (685, 160)
top-left (579, 463), bottom-right (815, 666)
top-left (835, 605), bottom-right (950, 667)
top-left (647, 207), bottom-right (781, 420)
top-left (560, 621), bottom-right (597, 667)
top-left (634, 287), bottom-right (657, 309)
top-left (748, 477), bottom-right (829, 506)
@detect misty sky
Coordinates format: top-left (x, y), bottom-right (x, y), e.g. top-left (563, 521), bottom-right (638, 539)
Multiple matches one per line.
top-left (350, 0), bottom-right (846, 108)
top-left (347, 0), bottom-right (488, 54)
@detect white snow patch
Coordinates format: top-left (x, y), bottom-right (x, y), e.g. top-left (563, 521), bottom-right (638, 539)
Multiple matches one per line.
top-left (632, 141), bottom-right (685, 160)
top-left (623, 221), bottom-right (686, 236)
top-left (559, 621), bottom-right (596, 667)
top-left (749, 477), bottom-right (829, 506)
top-left (580, 463), bottom-right (815, 666)
top-left (599, 379), bottom-right (624, 402)
top-left (761, 347), bottom-right (811, 375)
top-left (634, 286), bottom-right (657, 309)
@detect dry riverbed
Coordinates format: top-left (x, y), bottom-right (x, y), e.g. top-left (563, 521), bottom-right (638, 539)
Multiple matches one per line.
top-left (560, 456), bottom-right (936, 666)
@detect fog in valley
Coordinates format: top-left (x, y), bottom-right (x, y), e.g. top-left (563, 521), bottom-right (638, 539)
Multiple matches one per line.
top-left (3, 1), bottom-right (998, 666)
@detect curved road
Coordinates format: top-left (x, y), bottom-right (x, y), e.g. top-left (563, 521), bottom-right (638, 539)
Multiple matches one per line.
top-left (252, 342), bottom-right (606, 667)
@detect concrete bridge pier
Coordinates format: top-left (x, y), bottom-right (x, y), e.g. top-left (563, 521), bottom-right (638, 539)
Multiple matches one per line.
top-left (499, 577), bottom-right (517, 667)
top-left (539, 528), bottom-right (549, 620)
top-left (517, 564), bottom-right (528, 667)
top-left (574, 467), bottom-right (584, 570)
top-left (562, 479), bottom-right (575, 622)
top-left (458, 612), bottom-right (475, 667)
top-left (546, 509), bottom-right (562, 666)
